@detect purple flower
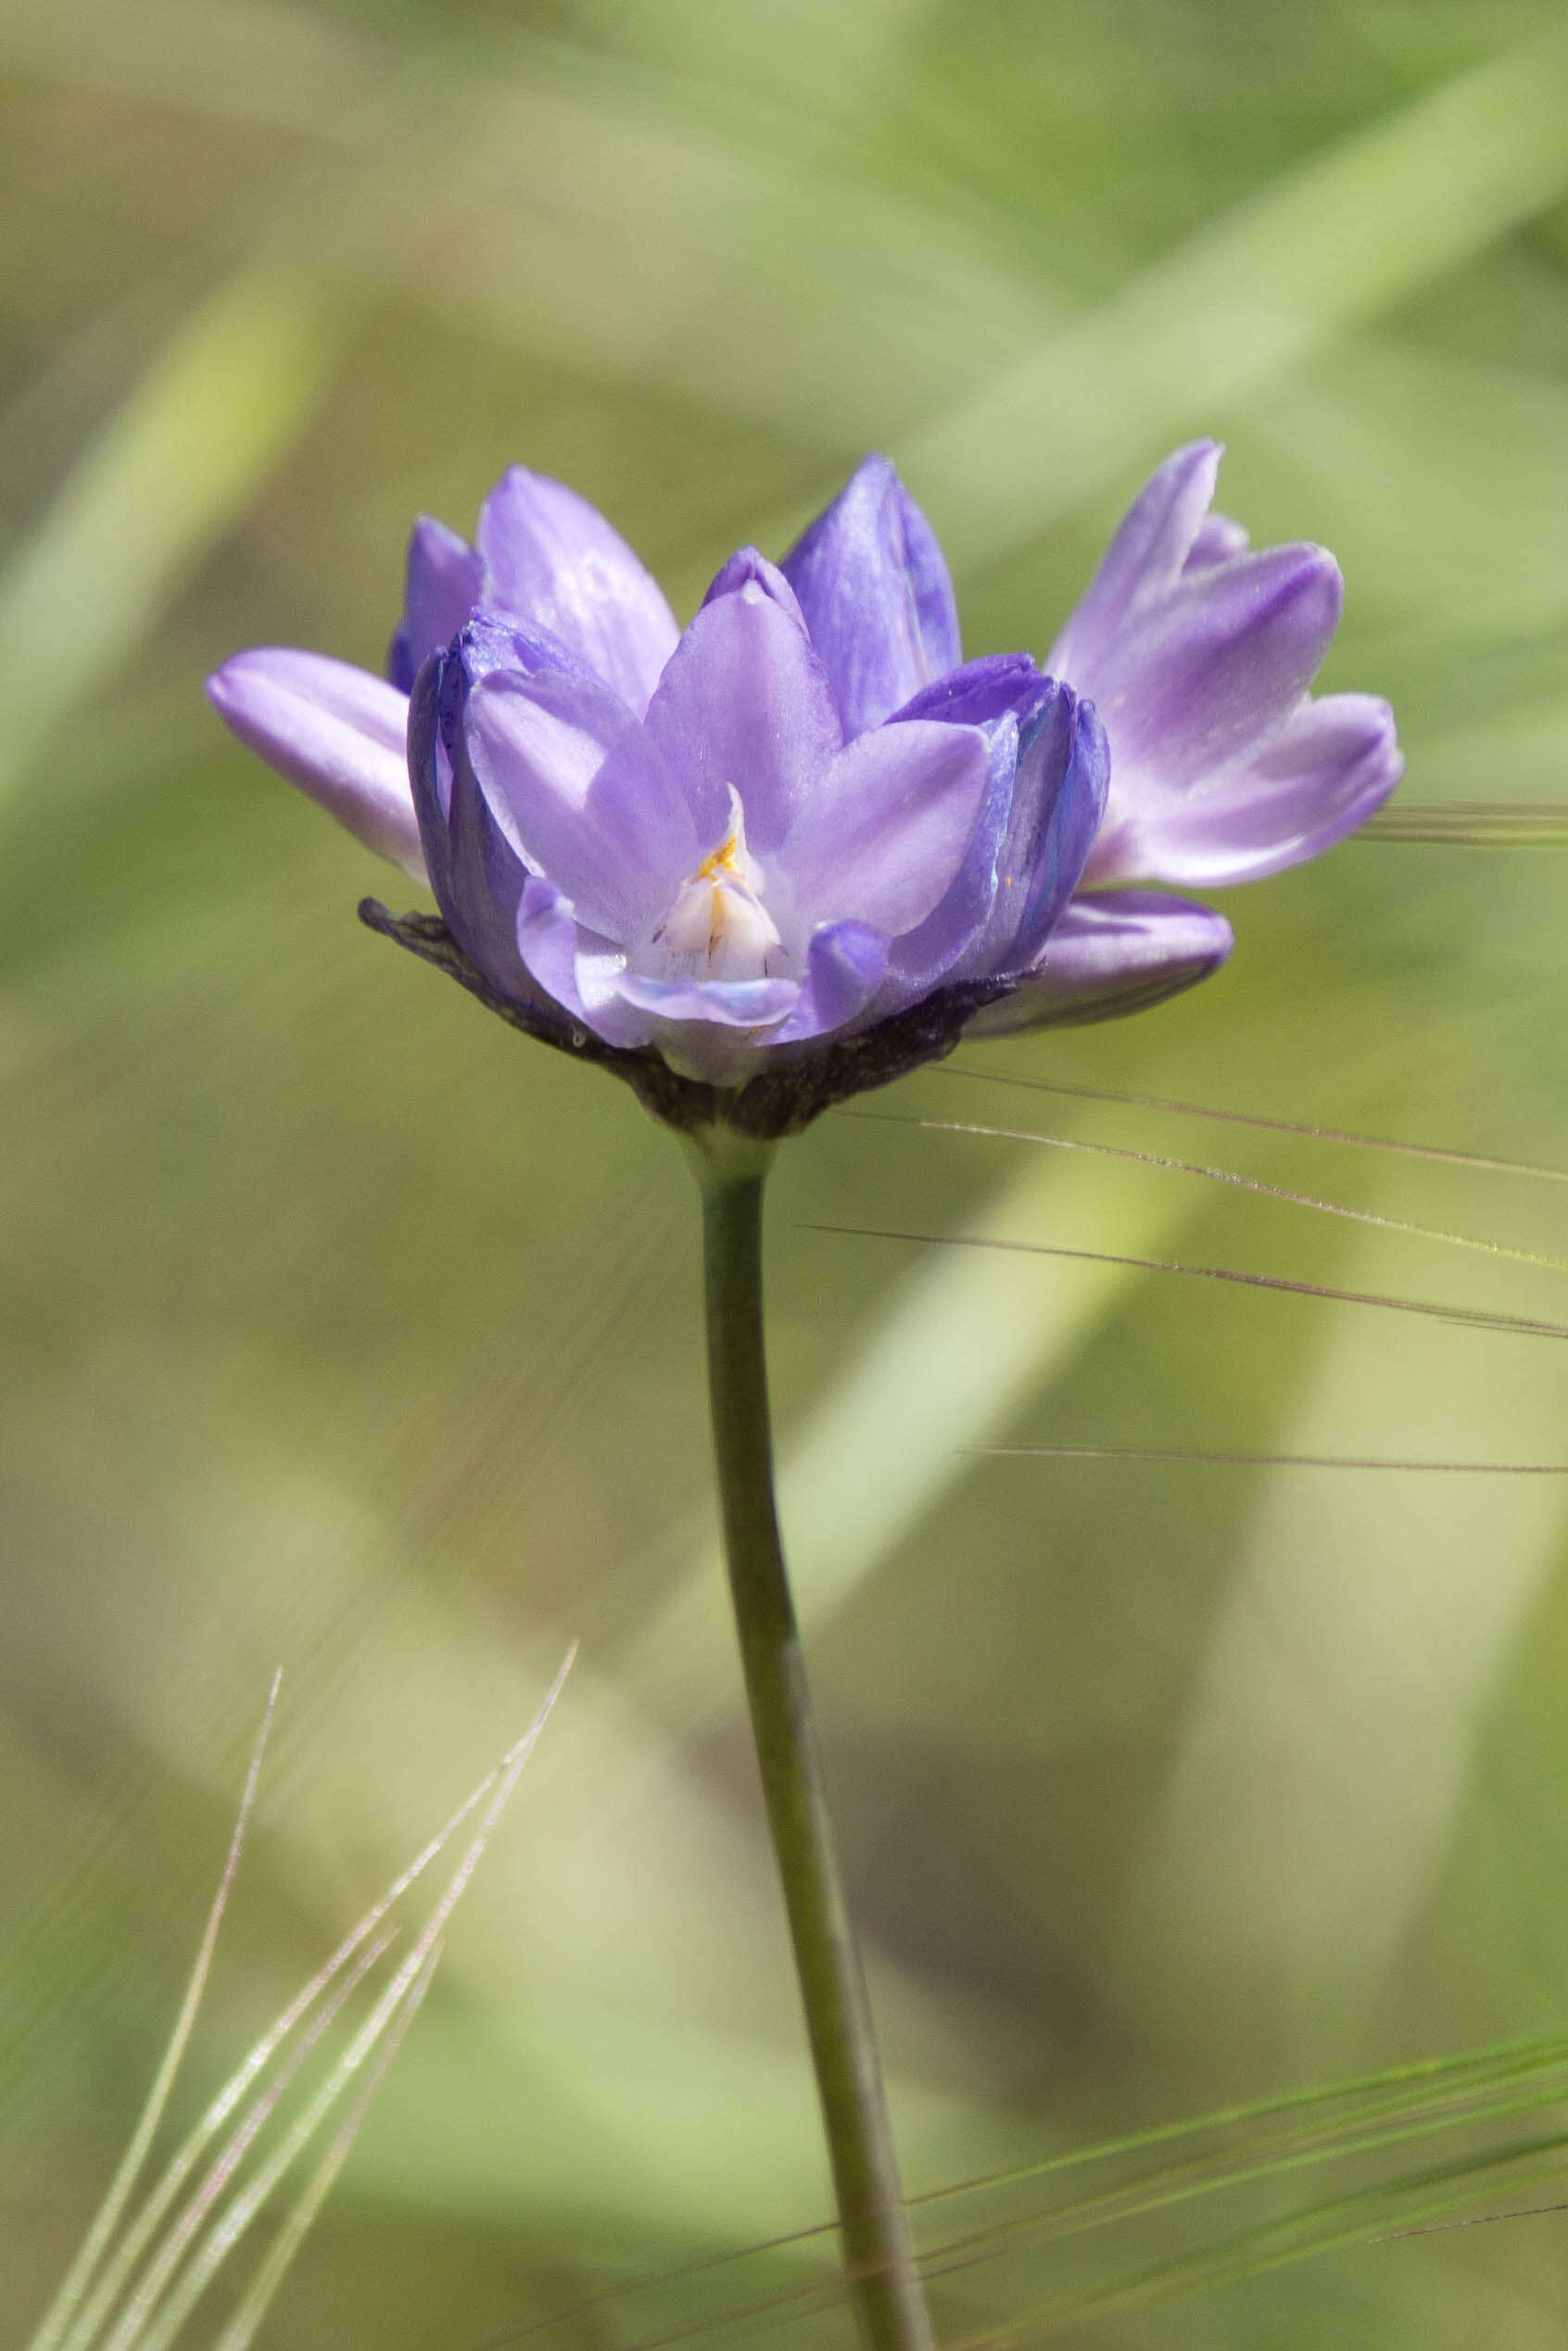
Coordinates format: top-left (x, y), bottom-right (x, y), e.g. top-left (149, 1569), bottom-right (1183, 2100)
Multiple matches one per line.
top-left (206, 446), bottom-right (1397, 1127)
top-left (968, 438), bottom-right (1403, 1040)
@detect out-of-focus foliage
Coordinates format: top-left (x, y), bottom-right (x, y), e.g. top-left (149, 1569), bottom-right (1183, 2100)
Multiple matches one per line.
top-left (6, 1), bottom-right (1568, 2343)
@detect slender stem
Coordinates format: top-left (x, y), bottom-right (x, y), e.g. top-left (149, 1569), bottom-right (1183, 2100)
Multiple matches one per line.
top-left (695, 1154), bottom-right (934, 2351)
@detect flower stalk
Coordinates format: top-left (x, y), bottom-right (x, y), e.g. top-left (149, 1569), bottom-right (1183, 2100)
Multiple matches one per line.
top-left (693, 1144), bottom-right (932, 2351)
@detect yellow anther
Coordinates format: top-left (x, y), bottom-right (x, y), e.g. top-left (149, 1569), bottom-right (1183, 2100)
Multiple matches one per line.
top-left (697, 827), bottom-right (745, 884)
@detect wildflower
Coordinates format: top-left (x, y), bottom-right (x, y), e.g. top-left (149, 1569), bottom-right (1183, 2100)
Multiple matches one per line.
top-left (207, 448), bottom-right (1397, 1125)
top-left (972, 440), bottom-right (1403, 1036)
top-left (203, 449), bottom-right (1404, 2350)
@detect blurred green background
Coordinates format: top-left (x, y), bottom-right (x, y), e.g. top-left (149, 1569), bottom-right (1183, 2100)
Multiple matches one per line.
top-left (7, 0), bottom-right (1568, 2342)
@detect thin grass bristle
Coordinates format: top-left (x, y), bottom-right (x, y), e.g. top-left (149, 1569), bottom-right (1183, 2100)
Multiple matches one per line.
top-left (1359, 803), bottom-right (1568, 845)
top-left (209, 1946), bottom-right (445, 2351)
top-left (85, 1931), bottom-right (395, 2351)
top-left (30, 1649), bottom-right (576, 2351)
top-left (1372, 2196), bottom-right (1568, 2241)
top-left (846, 1109), bottom-right (1568, 1278)
top-left (808, 1223), bottom-right (1568, 1342)
top-left (939, 1067), bottom-right (1568, 1188)
top-left (970, 1447), bottom-right (1568, 1473)
top-left (25, 1675), bottom-right (282, 2351)
top-left (57, 1715), bottom-right (526, 2351)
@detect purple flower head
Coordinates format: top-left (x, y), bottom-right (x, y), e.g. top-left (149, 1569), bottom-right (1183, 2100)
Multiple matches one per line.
top-left (1049, 439), bottom-right (1403, 890)
top-left (407, 562), bottom-right (1106, 1099)
top-left (206, 444), bottom-right (1397, 1134)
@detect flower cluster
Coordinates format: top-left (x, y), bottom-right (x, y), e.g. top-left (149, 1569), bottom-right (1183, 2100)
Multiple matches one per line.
top-left (209, 445), bottom-right (1399, 1126)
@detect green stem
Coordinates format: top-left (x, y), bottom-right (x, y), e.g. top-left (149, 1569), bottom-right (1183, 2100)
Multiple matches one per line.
top-left (694, 1149), bottom-right (934, 2351)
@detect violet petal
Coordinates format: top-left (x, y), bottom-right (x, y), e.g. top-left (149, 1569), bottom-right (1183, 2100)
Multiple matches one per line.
top-left (410, 643), bottom-right (558, 1012)
top-left (701, 546), bottom-right (808, 632)
top-left (207, 648), bottom-right (425, 879)
top-left (1099, 691), bottom-right (1403, 887)
top-left (980, 692), bottom-right (1111, 975)
top-left (387, 515), bottom-right (483, 691)
top-left (769, 920), bottom-right (891, 1044)
top-left (968, 890), bottom-right (1233, 1034)
top-left (781, 455), bottom-right (960, 738)
top-left (878, 659), bottom-right (1078, 1005)
top-left (890, 651), bottom-right (1046, 730)
top-left (516, 877), bottom-right (659, 1048)
top-left (878, 711), bottom-right (1018, 1005)
top-left (642, 580), bottom-right (841, 853)
top-left (475, 467), bottom-right (679, 715)
top-left (1184, 512), bottom-right (1249, 571)
top-left (1083, 543), bottom-right (1344, 794)
top-left (894, 474), bottom-right (963, 682)
top-left (466, 667), bottom-right (699, 942)
top-left (1048, 441), bottom-right (1221, 680)
top-left (781, 718), bottom-right (993, 937)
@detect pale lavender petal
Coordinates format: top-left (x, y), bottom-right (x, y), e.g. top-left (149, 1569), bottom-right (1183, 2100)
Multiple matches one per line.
top-left (781, 455), bottom-right (960, 738)
top-left (967, 890), bottom-right (1233, 1035)
top-left (476, 467), bottom-right (679, 714)
top-left (387, 516), bottom-right (482, 690)
top-left (770, 921), bottom-right (891, 1044)
top-left (516, 877), bottom-right (659, 1048)
top-left (1048, 441), bottom-right (1220, 680)
top-left (466, 669), bottom-right (698, 942)
top-left (1098, 692), bottom-right (1403, 887)
top-left (701, 546), bottom-right (807, 632)
top-left (612, 967), bottom-right (800, 1027)
top-left (643, 581), bottom-right (841, 852)
top-left (1085, 543), bottom-right (1343, 795)
top-left (977, 692), bottom-right (1110, 974)
top-left (781, 719), bottom-right (992, 936)
top-left (207, 649), bottom-right (425, 879)
top-left (1184, 512), bottom-right (1249, 571)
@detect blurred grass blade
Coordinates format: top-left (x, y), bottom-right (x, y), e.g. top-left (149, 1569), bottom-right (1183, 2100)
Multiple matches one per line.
top-left (591, 2042), bottom-right (1568, 2348)
top-left (951, 2127), bottom-right (1568, 2346)
top-left (468, 2035), bottom-right (1568, 2347)
top-left (910, 2034), bottom-right (1568, 2209)
top-left (24, 1674), bottom-right (280, 2351)
top-left (863, 1110), bottom-right (1568, 1276)
top-left (209, 1947), bottom-right (444, 2351)
top-left (910, 23), bottom-right (1568, 568)
top-left (0, 0), bottom-right (383, 141)
top-left (913, 2067), bottom-right (1568, 2289)
top-left (0, 261), bottom-right (352, 804)
top-left (815, 1225), bottom-right (1568, 1343)
top-left (942, 1068), bottom-right (1568, 1188)
top-left (59, 1749), bottom-right (513, 2348)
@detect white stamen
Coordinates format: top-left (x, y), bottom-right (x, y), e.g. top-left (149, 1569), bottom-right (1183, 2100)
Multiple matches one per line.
top-left (650, 788), bottom-right (787, 982)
